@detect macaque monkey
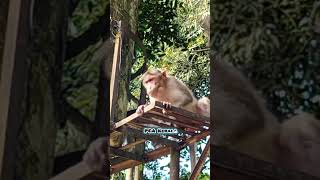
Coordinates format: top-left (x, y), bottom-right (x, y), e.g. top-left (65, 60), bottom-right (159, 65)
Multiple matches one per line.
top-left (277, 112), bottom-right (320, 177)
top-left (136, 69), bottom-right (209, 117)
top-left (212, 58), bottom-right (320, 178)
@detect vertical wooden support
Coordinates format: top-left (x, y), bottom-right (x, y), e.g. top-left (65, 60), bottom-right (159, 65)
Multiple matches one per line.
top-left (0, 0), bottom-right (29, 178)
top-left (125, 168), bottom-right (133, 180)
top-left (190, 143), bottom-right (197, 171)
top-left (109, 25), bottom-right (121, 121)
top-left (170, 147), bottom-right (180, 180)
top-left (0, 0), bottom-right (22, 175)
top-left (189, 138), bottom-right (210, 180)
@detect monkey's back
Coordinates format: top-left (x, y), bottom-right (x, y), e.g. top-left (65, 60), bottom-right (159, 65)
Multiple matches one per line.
top-left (212, 60), bottom-right (280, 162)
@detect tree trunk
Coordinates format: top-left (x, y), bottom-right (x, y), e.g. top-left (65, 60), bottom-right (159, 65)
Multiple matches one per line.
top-left (13, 0), bottom-right (68, 179)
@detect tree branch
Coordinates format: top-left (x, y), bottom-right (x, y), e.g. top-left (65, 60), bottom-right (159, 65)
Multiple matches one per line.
top-left (130, 65), bottom-right (146, 80)
top-left (62, 99), bottom-right (94, 136)
top-left (128, 92), bottom-right (139, 104)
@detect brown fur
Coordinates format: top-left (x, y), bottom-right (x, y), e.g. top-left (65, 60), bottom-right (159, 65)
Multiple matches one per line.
top-left (140, 69), bottom-right (197, 112)
top-left (212, 58), bottom-right (320, 177)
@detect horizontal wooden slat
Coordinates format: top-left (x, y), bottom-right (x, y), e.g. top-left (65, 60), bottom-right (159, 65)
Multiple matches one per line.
top-left (113, 101), bottom-right (155, 129)
top-left (111, 146), bottom-right (170, 173)
top-left (110, 147), bottom-right (146, 162)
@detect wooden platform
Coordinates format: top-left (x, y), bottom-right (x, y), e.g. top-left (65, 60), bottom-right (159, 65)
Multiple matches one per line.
top-left (110, 101), bottom-right (210, 173)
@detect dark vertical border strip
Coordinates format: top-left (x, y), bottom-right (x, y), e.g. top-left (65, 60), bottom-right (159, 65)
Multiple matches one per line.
top-left (1, 0), bottom-right (30, 179)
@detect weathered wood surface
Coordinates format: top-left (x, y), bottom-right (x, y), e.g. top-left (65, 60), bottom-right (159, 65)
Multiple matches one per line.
top-left (212, 146), bottom-right (320, 180)
top-left (190, 138), bottom-right (210, 180)
top-left (113, 101), bottom-right (209, 131)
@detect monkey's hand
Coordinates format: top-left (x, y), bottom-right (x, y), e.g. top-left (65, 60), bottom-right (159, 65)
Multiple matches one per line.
top-left (136, 105), bottom-right (145, 116)
top-left (82, 137), bottom-right (108, 172)
top-left (162, 101), bottom-right (172, 115)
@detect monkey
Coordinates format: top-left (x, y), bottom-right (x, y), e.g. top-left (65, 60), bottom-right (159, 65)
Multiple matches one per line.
top-left (211, 57), bottom-right (320, 178)
top-left (136, 69), bottom-right (209, 117)
top-left (276, 112), bottom-right (320, 177)
top-left (135, 68), bottom-right (210, 172)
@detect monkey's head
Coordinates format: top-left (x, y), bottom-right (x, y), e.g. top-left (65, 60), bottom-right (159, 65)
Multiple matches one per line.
top-left (140, 69), bottom-right (167, 96)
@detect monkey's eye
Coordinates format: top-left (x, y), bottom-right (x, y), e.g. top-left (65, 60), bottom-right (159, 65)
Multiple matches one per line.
top-left (146, 78), bottom-right (154, 83)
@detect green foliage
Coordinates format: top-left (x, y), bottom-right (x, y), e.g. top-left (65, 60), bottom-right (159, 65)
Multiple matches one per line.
top-left (69, 0), bottom-right (109, 39)
top-left (62, 40), bottom-right (103, 119)
top-left (212, 0), bottom-right (320, 119)
top-left (138, 0), bottom-right (184, 61)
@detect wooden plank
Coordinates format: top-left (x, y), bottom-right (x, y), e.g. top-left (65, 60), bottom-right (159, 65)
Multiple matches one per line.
top-left (133, 118), bottom-right (187, 140)
top-left (110, 147), bottom-right (146, 162)
top-left (110, 28), bottom-right (121, 122)
top-left (149, 107), bottom-right (209, 127)
top-left (123, 126), bottom-right (180, 148)
top-left (111, 146), bottom-right (171, 173)
top-left (190, 138), bottom-right (210, 180)
top-left (181, 131), bottom-right (210, 148)
top-left (170, 147), bottom-right (180, 180)
top-left (153, 101), bottom-right (210, 124)
top-left (110, 157), bottom-right (127, 165)
top-left (113, 101), bottom-right (155, 129)
top-left (120, 139), bottom-right (145, 150)
top-left (145, 111), bottom-right (203, 131)
top-left (49, 162), bottom-right (93, 180)
top-left (0, 0), bottom-right (22, 175)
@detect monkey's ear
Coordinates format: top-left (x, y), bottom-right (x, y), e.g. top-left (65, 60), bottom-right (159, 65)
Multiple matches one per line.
top-left (161, 70), bottom-right (167, 78)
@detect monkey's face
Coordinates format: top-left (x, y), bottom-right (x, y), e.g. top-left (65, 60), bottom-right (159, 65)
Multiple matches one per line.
top-left (143, 74), bottom-right (161, 95)
top-left (141, 69), bottom-right (167, 97)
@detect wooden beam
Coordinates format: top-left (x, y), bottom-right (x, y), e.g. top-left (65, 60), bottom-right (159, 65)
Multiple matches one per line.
top-left (110, 147), bottom-right (146, 162)
top-left (190, 143), bottom-right (197, 172)
top-left (190, 138), bottom-right (210, 180)
top-left (181, 131), bottom-right (210, 148)
top-left (170, 147), bottom-right (180, 180)
top-left (111, 146), bottom-right (171, 173)
top-left (110, 28), bottom-right (121, 122)
top-left (145, 111), bottom-right (203, 131)
top-left (0, 0), bottom-right (31, 178)
top-left (110, 157), bottom-right (127, 165)
top-left (49, 162), bottom-right (93, 180)
top-left (113, 101), bottom-right (155, 129)
top-left (123, 127), bottom-right (180, 148)
top-left (119, 139), bottom-right (145, 150)
top-left (0, 0), bottom-right (22, 175)
top-left (153, 101), bottom-right (210, 125)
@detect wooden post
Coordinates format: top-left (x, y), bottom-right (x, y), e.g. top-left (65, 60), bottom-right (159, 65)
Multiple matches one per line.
top-left (170, 147), bottom-right (180, 180)
top-left (0, 0), bottom-right (31, 178)
top-left (190, 143), bottom-right (197, 171)
top-left (190, 138), bottom-right (210, 180)
top-left (0, 0), bottom-right (22, 175)
top-left (109, 23), bottom-right (122, 122)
